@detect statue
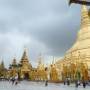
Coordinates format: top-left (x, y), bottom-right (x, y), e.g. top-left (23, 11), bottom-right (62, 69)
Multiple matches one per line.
top-left (69, 0), bottom-right (90, 6)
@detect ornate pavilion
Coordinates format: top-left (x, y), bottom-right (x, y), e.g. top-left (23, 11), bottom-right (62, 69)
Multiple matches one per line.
top-left (8, 49), bottom-right (47, 80)
top-left (7, 49), bottom-right (59, 82)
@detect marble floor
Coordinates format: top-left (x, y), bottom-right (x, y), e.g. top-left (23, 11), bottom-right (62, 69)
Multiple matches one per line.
top-left (0, 81), bottom-right (90, 90)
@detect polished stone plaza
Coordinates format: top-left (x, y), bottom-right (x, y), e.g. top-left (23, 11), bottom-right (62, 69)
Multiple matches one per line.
top-left (0, 81), bottom-right (90, 90)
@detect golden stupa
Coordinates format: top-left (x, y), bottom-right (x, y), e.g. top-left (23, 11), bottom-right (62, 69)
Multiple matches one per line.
top-left (66, 5), bottom-right (90, 67)
top-left (56, 4), bottom-right (90, 80)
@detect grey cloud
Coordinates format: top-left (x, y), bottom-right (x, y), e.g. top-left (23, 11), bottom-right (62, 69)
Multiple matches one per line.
top-left (0, 0), bottom-right (82, 66)
top-left (24, 7), bottom-right (81, 56)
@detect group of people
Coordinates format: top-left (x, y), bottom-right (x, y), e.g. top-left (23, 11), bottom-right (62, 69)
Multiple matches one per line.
top-left (64, 78), bottom-right (87, 88)
top-left (64, 78), bottom-right (70, 86)
top-left (9, 74), bottom-right (19, 85)
top-left (75, 80), bottom-right (86, 88)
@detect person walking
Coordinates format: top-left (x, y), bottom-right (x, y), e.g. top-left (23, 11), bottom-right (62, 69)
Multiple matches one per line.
top-left (82, 81), bottom-right (86, 88)
top-left (11, 77), bottom-right (15, 85)
top-left (64, 80), bottom-right (66, 85)
top-left (45, 80), bottom-right (48, 86)
top-left (15, 74), bottom-right (19, 85)
top-left (75, 80), bottom-right (78, 88)
top-left (67, 78), bottom-right (70, 86)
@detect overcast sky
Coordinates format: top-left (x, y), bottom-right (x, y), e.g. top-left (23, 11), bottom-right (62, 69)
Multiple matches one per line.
top-left (0, 0), bottom-right (82, 68)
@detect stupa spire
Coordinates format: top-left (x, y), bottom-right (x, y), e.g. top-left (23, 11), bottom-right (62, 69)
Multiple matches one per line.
top-left (81, 1), bottom-right (90, 29)
top-left (21, 48), bottom-right (28, 61)
top-left (78, 3), bottom-right (90, 41)
top-left (12, 57), bottom-right (17, 65)
top-left (37, 53), bottom-right (44, 70)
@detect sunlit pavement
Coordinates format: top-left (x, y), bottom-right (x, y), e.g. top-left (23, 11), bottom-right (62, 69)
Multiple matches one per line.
top-left (0, 81), bottom-right (90, 90)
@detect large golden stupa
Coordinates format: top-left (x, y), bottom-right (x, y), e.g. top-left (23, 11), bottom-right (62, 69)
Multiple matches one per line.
top-left (56, 4), bottom-right (90, 80)
top-left (66, 5), bottom-right (90, 67)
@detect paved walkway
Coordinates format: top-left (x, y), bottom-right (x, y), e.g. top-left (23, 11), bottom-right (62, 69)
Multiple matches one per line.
top-left (0, 81), bottom-right (90, 90)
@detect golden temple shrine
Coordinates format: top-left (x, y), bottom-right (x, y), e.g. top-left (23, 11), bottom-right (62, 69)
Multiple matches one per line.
top-left (9, 49), bottom-right (45, 80)
top-left (8, 49), bottom-right (58, 82)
